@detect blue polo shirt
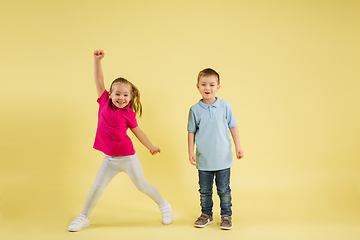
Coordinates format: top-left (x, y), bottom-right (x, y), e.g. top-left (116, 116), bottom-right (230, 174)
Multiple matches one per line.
top-left (187, 98), bottom-right (237, 171)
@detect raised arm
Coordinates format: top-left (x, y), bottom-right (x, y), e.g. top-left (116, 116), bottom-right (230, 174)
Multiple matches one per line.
top-left (94, 50), bottom-right (106, 98)
top-left (230, 126), bottom-right (244, 159)
top-left (188, 132), bottom-right (197, 166)
top-left (130, 126), bottom-right (161, 155)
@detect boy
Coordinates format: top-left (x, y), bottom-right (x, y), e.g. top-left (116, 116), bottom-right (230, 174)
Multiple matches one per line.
top-left (187, 68), bottom-right (243, 230)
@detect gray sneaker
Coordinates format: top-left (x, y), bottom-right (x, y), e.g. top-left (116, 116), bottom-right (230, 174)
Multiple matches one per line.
top-left (220, 215), bottom-right (232, 230)
top-left (194, 213), bottom-right (213, 228)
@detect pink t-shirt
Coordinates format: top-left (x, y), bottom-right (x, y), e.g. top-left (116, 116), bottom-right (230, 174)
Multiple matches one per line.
top-left (93, 90), bottom-right (138, 156)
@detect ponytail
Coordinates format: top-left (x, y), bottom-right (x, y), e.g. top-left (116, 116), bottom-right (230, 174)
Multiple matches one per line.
top-left (129, 82), bottom-right (142, 117)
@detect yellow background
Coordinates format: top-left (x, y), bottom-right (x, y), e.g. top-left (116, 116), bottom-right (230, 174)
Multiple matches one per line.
top-left (1, 0), bottom-right (359, 239)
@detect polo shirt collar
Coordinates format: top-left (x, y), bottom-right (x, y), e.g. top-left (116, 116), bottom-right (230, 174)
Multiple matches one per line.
top-left (198, 97), bottom-right (220, 109)
top-left (123, 103), bottom-right (130, 111)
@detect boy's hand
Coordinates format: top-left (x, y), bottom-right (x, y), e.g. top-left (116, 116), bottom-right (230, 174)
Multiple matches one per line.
top-left (94, 50), bottom-right (105, 60)
top-left (189, 153), bottom-right (197, 166)
top-left (236, 148), bottom-right (244, 159)
top-left (150, 146), bottom-right (161, 155)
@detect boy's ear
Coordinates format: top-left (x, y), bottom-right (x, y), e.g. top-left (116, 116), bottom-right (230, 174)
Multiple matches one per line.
top-left (217, 85), bottom-right (221, 90)
top-left (196, 84), bottom-right (199, 89)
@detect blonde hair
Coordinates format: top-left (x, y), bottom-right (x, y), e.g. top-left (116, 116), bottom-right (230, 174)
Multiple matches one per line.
top-left (109, 77), bottom-right (143, 117)
top-left (197, 68), bottom-right (220, 85)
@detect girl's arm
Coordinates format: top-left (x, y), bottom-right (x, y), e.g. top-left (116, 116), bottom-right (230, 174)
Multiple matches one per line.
top-left (94, 50), bottom-right (106, 98)
top-left (130, 126), bottom-right (161, 155)
top-left (188, 132), bottom-right (197, 166)
top-left (230, 126), bottom-right (244, 159)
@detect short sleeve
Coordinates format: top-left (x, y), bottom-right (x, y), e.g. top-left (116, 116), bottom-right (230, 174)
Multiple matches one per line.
top-left (97, 90), bottom-right (108, 105)
top-left (128, 111), bottom-right (138, 129)
top-left (187, 108), bottom-right (197, 133)
top-left (225, 101), bottom-right (237, 128)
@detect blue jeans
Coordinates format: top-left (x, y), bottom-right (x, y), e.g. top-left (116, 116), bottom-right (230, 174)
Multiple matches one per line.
top-left (198, 168), bottom-right (232, 216)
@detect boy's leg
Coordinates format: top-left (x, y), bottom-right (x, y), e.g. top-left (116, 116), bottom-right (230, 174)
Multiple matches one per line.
top-left (198, 170), bottom-right (215, 216)
top-left (215, 168), bottom-right (232, 216)
top-left (195, 170), bottom-right (214, 227)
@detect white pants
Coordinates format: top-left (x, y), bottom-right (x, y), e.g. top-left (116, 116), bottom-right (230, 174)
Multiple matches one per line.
top-left (81, 154), bottom-right (164, 217)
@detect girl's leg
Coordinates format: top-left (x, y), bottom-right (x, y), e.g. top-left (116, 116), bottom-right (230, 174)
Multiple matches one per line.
top-left (81, 155), bottom-right (119, 217)
top-left (123, 154), bottom-right (164, 206)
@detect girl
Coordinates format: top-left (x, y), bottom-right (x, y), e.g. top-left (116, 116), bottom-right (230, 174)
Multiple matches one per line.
top-left (68, 50), bottom-right (173, 232)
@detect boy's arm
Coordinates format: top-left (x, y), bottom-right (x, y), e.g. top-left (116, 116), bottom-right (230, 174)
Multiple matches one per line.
top-left (94, 50), bottom-right (106, 98)
top-left (188, 132), bottom-right (197, 166)
top-left (130, 126), bottom-right (161, 155)
top-left (230, 126), bottom-right (244, 159)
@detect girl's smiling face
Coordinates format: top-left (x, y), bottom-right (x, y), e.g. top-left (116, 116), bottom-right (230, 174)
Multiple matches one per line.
top-left (109, 83), bottom-right (131, 108)
top-left (197, 75), bottom-right (220, 104)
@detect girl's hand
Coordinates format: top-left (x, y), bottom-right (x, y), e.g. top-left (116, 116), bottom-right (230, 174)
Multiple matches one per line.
top-left (150, 146), bottom-right (161, 155)
top-left (236, 148), bottom-right (244, 159)
top-left (189, 152), bottom-right (197, 166)
top-left (94, 50), bottom-right (105, 60)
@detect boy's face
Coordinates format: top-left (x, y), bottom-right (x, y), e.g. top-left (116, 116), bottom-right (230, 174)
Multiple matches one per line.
top-left (197, 75), bottom-right (220, 103)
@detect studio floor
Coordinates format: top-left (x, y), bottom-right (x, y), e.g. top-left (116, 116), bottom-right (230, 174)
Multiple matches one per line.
top-left (2, 213), bottom-right (360, 240)
top-left (2, 185), bottom-right (360, 240)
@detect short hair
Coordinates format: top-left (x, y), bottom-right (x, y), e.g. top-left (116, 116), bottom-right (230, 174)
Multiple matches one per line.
top-left (197, 68), bottom-right (220, 85)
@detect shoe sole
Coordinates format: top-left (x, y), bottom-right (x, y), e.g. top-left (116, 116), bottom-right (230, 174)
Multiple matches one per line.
top-left (194, 220), bottom-right (213, 228)
top-left (220, 225), bottom-right (232, 230)
top-left (68, 222), bottom-right (90, 232)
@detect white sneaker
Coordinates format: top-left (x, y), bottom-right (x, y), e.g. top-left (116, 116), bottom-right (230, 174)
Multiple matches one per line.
top-left (68, 214), bottom-right (90, 232)
top-left (159, 199), bottom-right (173, 225)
